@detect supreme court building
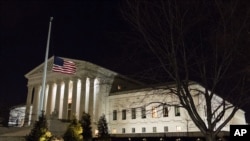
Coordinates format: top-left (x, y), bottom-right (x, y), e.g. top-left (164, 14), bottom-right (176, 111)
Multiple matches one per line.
top-left (23, 56), bottom-right (143, 134)
top-left (22, 56), bottom-right (247, 139)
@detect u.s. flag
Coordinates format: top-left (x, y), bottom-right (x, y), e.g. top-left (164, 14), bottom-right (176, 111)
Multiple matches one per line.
top-left (52, 56), bottom-right (76, 74)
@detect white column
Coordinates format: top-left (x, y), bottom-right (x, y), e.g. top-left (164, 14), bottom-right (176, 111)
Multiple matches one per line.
top-left (46, 82), bottom-right (53, 117)
top-left (94, 78), bottom-right (100, 122)
top-left (88, 77), bottom-right (97, 137)
top-left (31, 85), bottom-right (41, 124)
top-left (62, 79), bottom-right (69, 119)
top-left (24, 85), bottom-right (33, 126)
top-left (79, 77), bottom-right (86, 118)
top-left (54, 80), bottom-right (61, 118)
top-left (71, 78), bottom-right (78, 119)
top-left (88, 78), bottom-right (94, 120)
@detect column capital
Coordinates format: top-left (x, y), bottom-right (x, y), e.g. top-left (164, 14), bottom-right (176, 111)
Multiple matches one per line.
top-left (63, 77), bottom-right (70, 82)
top-left (80, 76), bottom-right (87, 82)
top-left (72, 77), bottom-right (79, 81)
top-left (55, 79), bottom-right (62, 83)
top-left (80, 71), bottom-right (90, 78)
top-left (27, 84), bottom-right (35, 88)
top-left (88, 77), bottom-right (95, 82)
top-left (28, 81), bottom-right (41, 87)
top-left (27, 84), bottom-right (34, 89)
top-left (85, 72), bottom-right (96, 79)
top-left (47, 81), bottom-right (54, 85)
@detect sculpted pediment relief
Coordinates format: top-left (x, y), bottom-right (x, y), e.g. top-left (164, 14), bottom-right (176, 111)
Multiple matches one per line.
top-left (25, 57), bottom-right (55, 77)
top-left (28, 60), bottom-right (54, 76)
top-left (25, 56), bottom-right (117, 79)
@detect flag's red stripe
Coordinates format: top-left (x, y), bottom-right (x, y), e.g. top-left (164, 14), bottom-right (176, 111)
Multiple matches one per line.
top-left (52, 59), bottom-right (76, 75)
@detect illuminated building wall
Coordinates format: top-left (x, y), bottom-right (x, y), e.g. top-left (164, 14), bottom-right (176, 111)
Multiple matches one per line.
top-left (108, 83), bottom-right (247, 134)
top-left (21, 56), bottom-right (246, 137)
top-left (22, 56), bottom-right (142, 135)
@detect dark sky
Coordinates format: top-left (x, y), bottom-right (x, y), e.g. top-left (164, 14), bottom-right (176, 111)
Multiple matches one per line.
top-left (1, 0), bottom-right (250, 123)
top-left (1, 0), bottom-right (136, 119)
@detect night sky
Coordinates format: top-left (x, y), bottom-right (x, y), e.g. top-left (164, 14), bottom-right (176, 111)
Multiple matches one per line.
top-left (1, 0), bottom-right (133, 122)
top-left (1, 0), bottom-right (154, 123)
top-left (1, 0), bottom-right (250, 124)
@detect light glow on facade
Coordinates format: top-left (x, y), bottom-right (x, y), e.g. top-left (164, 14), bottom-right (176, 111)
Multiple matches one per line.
top-left (19, 56), bottom-right (247, 138)
top-left (59, 82), bottom-right (65, 119)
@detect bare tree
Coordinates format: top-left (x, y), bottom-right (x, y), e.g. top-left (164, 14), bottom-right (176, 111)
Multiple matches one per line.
top-left (121, 0), bottom-right (250, 141)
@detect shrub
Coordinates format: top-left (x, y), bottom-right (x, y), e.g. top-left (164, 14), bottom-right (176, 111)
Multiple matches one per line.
top-left (63, 116), bottom-right (83, 141)
top-left (26, 113), bottom-right (52, 141)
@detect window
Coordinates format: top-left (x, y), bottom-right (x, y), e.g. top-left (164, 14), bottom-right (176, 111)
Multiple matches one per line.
top-left (141, 106), bottom-right (146, 119)
top-left (176, 126), bottom-right (181, 131)
top-left (175, 106), bottom-right (180, 116)
top-left (132, 108), bottom-right (136, 119)
top-left (152, 106), bottom-right (158, 118)
top-left (153, 127), bottom-right (157, 133)
top-left (164, 126), bottom-right (168, 132)
top-left (117, 85), bottom-right (122, 90)
top-left (163, 104), bottom-right (168, 117)
top-left (132, 128), bottom-right (136, 133)
top-left (113, 110), bottom-right (117, 120)
top-left (94, 129), bottom-right (98, 136)
top-left (112, 128), bottom-right (117, 134)
top-left (122, 109), bottom-right (126, 120)
top-left (122, 128), bottom-right (126, 133)
top-left (142, 127), bottom-right (146, 133)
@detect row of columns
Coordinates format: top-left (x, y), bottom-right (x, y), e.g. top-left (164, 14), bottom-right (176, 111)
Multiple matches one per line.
top-left (24, 76), bottom-right (102, 126)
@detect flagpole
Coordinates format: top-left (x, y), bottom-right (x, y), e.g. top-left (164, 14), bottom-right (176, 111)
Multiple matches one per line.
top-left (40, 17), bottom-right (53, 115)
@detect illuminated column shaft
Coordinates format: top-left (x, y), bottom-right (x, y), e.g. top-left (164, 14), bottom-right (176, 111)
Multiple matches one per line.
top-left (71, 78), bottom-right (78, 119)
top-left (62, 79), bottom-right (69, 119)
top-left (88, 78), bottom-right (94, 120)
top-left (79, 77), bottom-right (86, 118)
top-left (94, 79), bottom-right (100, 122)
top-left (46, 82), bottom-right (53, 117)
top-left (24, 85), bottom-right (33, 126)
top-left (54, 80), bottom-right (61, 118)
top-left (32, 85), bottom-right (41, 123)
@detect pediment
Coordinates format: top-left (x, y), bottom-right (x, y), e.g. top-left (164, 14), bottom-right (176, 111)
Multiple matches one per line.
top-left (24, 56), bottom-right (118, 79)
top-left (25, 56), bottom-right (145, 91)
top-left (25, 57), bottom-right (54, 77)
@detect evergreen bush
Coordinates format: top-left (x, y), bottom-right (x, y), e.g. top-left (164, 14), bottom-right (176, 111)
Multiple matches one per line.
top-left (63, 115), bottom-right (83, 141)
top-left (80, 112), bottom-right (92, 141)
top-left (25, 112), bottom-right (52, 141)
top-left (97, 114), bottom-right (110, 141)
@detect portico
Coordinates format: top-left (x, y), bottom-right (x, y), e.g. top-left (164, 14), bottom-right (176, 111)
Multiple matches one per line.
top-left (23, 57), bottom-right (118, 127)
top-left (26, 77), bottom-right (95, 120)
top-left (23, 56), bottom-right (143, 136)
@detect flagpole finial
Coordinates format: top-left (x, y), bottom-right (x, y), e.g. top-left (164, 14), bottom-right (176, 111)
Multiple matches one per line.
top-left (50, 17), bottom-right (53, 22)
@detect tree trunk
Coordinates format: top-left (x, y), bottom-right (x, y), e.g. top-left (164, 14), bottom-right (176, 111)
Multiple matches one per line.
top-left (205, 132), bottom-right (216, 141)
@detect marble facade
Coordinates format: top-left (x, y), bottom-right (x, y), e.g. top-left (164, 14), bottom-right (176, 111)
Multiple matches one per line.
top-left (23, 56), bottom-right (142, 129)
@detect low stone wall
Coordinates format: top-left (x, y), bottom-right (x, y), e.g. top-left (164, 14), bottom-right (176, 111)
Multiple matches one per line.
top-left (48, 119), bottom-right (70, 136)
top-left (0, 119), bottom-right (69, 141)
top-left (0, 136), bottom-right (25, 141)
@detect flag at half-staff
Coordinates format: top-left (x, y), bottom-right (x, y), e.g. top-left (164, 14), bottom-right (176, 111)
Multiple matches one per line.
top-left (52, 56), bottom-right (77, 74)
